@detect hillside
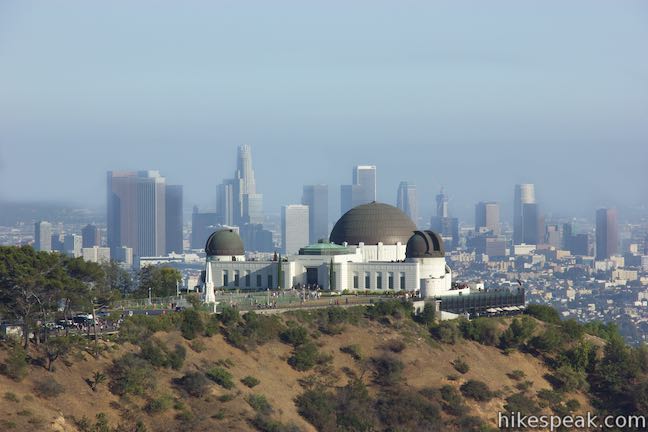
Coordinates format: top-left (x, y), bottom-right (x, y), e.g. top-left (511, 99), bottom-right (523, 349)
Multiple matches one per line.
top-left (0, 303), bottom-right (640, 432)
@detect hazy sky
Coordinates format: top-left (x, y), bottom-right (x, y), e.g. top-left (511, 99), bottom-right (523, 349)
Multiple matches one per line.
top-left (1, 1), bottom-right (647, 222)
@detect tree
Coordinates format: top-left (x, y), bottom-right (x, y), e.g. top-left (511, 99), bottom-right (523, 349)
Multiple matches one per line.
top-left (136, 266), bottom-right (181, 298)
top-left (44, 336), bottom-right (77, 371)
top-left (91, 371), bottom-right (107, 392)
top-left (0, 246), bottom-right (68, 347)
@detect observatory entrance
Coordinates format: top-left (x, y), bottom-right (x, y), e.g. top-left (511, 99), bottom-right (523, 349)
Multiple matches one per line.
top-left (306, 267), bottom-right (319, 286)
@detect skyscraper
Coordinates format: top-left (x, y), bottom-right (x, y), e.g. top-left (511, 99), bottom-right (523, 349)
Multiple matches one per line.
top-left (82, 224), bottom-right (100, 248)
top-left (165, 185), bottom-right (183, 254)
top-left (475, 201), bottom-right (500, 234)
top-left (302, 185), bottom-right (329, 244)
top-left (430, 188), bottom-right (459, 249)
top-left (191, 206), bottom-right (219, 249)
top-left (34, 221), bottom-right (52, 251)
top-left (217, 145), bottom-right (263, 226)
top-left (513, 184), bottom-right (535, 244)
top-left (396, 182), bottom-right (417, 225)
top-left (281, 205), bottom-right (309, 255)
top-left (522, 203), bottom-right (541, 244)
top-left (107, 170), bottom-right (166, 257)
top-left (340, 165), bottom-right (376, 215)
top-left (436, 188), bottom-right (449, 218)
top-left (64, 234), bottom-right (83, 258)
top-left (596, 208), bottom-right (618, 260)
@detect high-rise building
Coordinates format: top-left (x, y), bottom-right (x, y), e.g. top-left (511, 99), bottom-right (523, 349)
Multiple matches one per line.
top-left (165, 185), bottom-right (183, 254)
top-left (281, 205), bottom-right (309, 255)
top-left (240, 223), bottom-right (274, 252)
top-left (545, 224), bottom-right (562, 249)
top-left (475, 201), bottom-right (500, 234)
top-left (191, 207), bottom-right (219, 249)
top-left (596, 208), bottom-right (618, 260)
top-left (107, 170), bottom-right (166, 257)
top-left (396, 182), bottom-right (417, 225)
top-left (64, 234), bottom-right (83, 258)
top-left (217, 145), bottom-right (263, 226)
top-left (82, 224), bottom-right (100, 248)
top-left (522, 203), bottom-right (541, 244)
top-left (340, 165), bottom-right (376, 215)
top-left (436, 188), bottom-right (449, 218)
top-left (513, 184), bottom-right (535, 244)
top-left (34, 221), bottom-right (52, 251)
top-left (302, 185), bottom-right (329, 243)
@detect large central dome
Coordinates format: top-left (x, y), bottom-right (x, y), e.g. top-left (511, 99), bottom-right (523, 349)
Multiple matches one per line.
top-left (330, 202), bottom-right (416, 245)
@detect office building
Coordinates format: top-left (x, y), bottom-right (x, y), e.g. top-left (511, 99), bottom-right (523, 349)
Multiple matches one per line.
top-left (545, 224), bottom-right (562, 249)
top-left (82, 224), bottom-right (100, 248)
top-left (430, 188), bottom-right (459, 249)
top-left (302, 184), bottom-right (329, 243)
top-left (64, 234), bottom-right (83, 258)
top-left (191, 207), bottom-right (219, 249)
top-left (34, 221), bottom-right (52, 252)
top-left (522, 203), bottom-right (541, 245)
top-left (475, 201), bottom-right (500, 234)
top-left (82, 246), bottom-right (111, 264)
top-left (568, 233), bottom-right (590, 256)
top-left (240, 223), bottom-right (275, 253)
top-left (165, 185), bottom-right (183, 254)
top-left (396, 182), bottom-right (418, 225)
top-left (216, 145), bottom-right (263, 226)
top-left (107, 170), bottom-right (166, 257)
top-left (596, 208), bottom-right (618, 260)
top-left (340, 165), bottom-right (376, 215)
top-left (281, 205), bottom-right (309, 255)
top-left (513, 184), bottom-right (535, 244)
top-left (51, 234), bottom-right (64, 252)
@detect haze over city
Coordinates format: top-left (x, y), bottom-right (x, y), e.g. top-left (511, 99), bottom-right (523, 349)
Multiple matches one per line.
top-left (1, 1), bottom-right (647, 221)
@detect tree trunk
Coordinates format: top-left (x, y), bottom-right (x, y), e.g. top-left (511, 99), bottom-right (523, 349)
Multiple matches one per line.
top-left (23, 322), bottom-right (29, 349)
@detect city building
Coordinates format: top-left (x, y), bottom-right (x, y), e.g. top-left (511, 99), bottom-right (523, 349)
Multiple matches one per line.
top-left (396, 181), bottom-right (418, 225)
top-left (522, 203), bottom-right (542, 245)
top-left (107, 170), bottom-right (166, 257)
top-left (82, 246), bottom-right (111, 264)
top-left (216, 145), bottom-right (263, 226)
top-left (340, 165), bottom-right (376, 215)
top-left (239, 223), bottom-right (274, 253)
top-left (302, 184), bottom-right (329, 244)
top-left (81, 224), bottom-right (100, 248)
top-left (596, 208), bottom-right (618, 260)
top-left (51, 234), bottom-right (64, 252)
top-left (191, 207), bottom-right (219, 250)
top-left (64, 234), bottom-right (82, 258)
top-left (513, 183), bottom-right (535, 244)
top-left (165, 184), bottom-right (183, 254)
top-left (281, 205), bottom-right (309, 255)
top-left (430, 188), bottom-right (459, 249)
top-left (34, 221), bottom-right (52, 251)
top-left (475, 201), bottom-right (500, 234)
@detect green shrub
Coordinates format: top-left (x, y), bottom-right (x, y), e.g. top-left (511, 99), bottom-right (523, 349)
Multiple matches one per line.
top-left (376, 386), bottom-right (441, 431)
top-left (460, 318), bottom-right (500, 346)
top-left (189, 340), bottom-right (206, 353)
top-left (250, 414), bottom-right (301, 432)
top-left (180, 309), bottom-right (204, 340)
top-left (146, 394), bottom-right (174, 414)
top-left (507, 370), bottom-right (526, 381)
top-left (430, 321), bottom-right (461, 344)
top-left (295, 387), bottom-right (336, 432)
top-left (4, 392), bottom-right (19, 402)
top-left (515, 380), bottom-right (534, 392)
top-left (225, 312), bottom-right (284, 351)
top-left (220, 305), bottom-right (240, 326)
top-left (529, 327), bottom-right (565, 353)
top-left (440, 385), bottom-right (468, 416)
top-left (246, 394), bottom-right (273, 415)
top-left (452, 357), bottom-right (470, 374)
top-left (366, 300), bottom-right (412, 321)
top-left (1, 343), bottom-right (28, 381)
top-left (34, 377), bottom-right (65, 398)
top-left (552, 365), bottom-right (588, 392)
top-left (206, 366), bottom-right (234, 389)
top-left (219, 393), bottom-right (235, 402)
top-left (537, 389), bottom-right (563, 408)
top-left (460, 380), bottom-right (493, 402)
top-left (500, 316), bottom-right (537, 349)
top-left (505, 392), bottom-right (539, 415)
top-left (371, 354), bottom-right (404, 386)
top-left (109, 353), bottom-right (157, 396)
top-left (414, 303), bottom-right (436, 326)
top-left (525, 304), bottom-right (561, 324)
top-left (177, 371), bottom-right (210, 397)
top-left (241, 375), bottom-right (260, 388)
top-left (340, 344), bottom-right (363, 361)
top-left (288, 342), bottom-right (319, 371)
top-left (280, 326), bottom-right (309, 346)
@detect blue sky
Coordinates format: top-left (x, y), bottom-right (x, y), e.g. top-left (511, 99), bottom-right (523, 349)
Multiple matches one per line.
top-left (1, 1), bottom-right (646, 222)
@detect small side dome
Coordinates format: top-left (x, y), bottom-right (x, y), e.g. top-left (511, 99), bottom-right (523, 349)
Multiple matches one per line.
top-left (405, 230), bottom-right (445, 258)
top-left (205, 229), bottom-right (244, 256)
